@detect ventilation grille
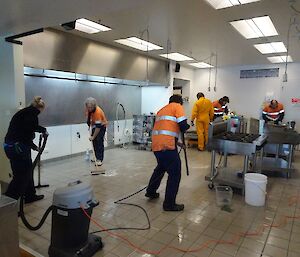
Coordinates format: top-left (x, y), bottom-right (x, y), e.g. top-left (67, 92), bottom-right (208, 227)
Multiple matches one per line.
top-left (240, 68), bottom-right (279, 79)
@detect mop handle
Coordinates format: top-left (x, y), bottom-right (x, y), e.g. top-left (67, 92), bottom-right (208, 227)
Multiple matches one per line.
top-left (89, 127), bottom-right (100, 169)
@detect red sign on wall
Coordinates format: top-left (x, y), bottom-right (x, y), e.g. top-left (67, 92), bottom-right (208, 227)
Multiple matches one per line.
top-left (291, 98), bottom-right (300, 106)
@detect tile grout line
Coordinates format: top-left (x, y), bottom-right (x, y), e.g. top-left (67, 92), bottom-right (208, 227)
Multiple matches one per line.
top-left (206, 202), bottom-right (246, 257)
top-left (259, 183), bottom-right (288, 257)
top-left (286, 185), bottom-right (300, 256)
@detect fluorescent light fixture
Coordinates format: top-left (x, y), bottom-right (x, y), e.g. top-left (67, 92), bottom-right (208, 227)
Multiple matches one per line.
top-left (159, 53), bottom-right (194, 62)
top-left (254, 42), bottom-right (287, 54)
top-left (267, 55), bottom-right (293, 63)
top-left (189, 62), bottom-right (214, 68)
top-left (75, 18), bottom-right (111, 34)
top-left (230, 16), bottom-right (278, 39)
top-left (205, 0), bottom-right (260, 9)
top-left (115, 37), bottom-right (163, 51)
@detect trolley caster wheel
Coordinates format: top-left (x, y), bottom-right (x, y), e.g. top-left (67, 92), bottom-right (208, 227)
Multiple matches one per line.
top-left (208, 183), bottom-right (214, 190)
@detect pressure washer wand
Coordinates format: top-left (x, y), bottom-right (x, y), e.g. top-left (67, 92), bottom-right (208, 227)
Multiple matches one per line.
top-left (181, 132), bottom-right (189, 176)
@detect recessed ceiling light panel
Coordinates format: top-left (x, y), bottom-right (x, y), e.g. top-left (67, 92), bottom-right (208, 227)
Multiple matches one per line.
top-left (75, 18), bottom-right (111, 34)
top-left (230, 16), bottom-right (278, 39)
top-left (267, 55), bottom-right (293, 63)
top-left (205, 0), bottom-right (260, 9)
top-left (115, 37), bottom-right (163, 51)
top-left (254, 42), bottom-right (287, 54)
top-left (189, 62), bottom-right (214, 68)
top-left (159, 53), bottom-right (194, 62)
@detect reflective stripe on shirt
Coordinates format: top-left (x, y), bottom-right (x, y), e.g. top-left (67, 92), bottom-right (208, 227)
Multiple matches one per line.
top-left (176, 116), bottom-right (187, 123)
top-left (155, 115), bottom-right (187, 123)
top-left (152, 130), bottom-right (179, 138)
top-left (155, 115), bottom-right (177, 122)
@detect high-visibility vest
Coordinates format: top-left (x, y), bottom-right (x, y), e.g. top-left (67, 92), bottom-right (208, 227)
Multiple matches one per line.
top-left (87, 106), bottom-right (108, 128)
top-left (213, 101), bottom-right (225, 116)
top-left (152, 103), bottom-right (187, 152)
top-left (262, 103), bottom-right (284, 121)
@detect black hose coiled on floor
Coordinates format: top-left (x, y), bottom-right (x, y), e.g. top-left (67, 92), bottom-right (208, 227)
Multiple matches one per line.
top-left (20, 200), bottom-right (54, 231)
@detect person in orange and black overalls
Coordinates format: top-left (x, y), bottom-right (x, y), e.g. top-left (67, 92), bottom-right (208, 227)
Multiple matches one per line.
top-left (145, 95), bottom-right (190, 212)
top-left (85, 97), bottom-right (108, 166)
top-left (213, 96), bottom-right (230, 120)
top-left (262, 100), bottom-right (285, 125)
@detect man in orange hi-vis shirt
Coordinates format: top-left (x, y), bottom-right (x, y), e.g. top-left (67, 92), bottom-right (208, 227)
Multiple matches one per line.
top-left (213, 96), bottom-right (230, 119)
top-left (262, 100), bottom-right (285, 125)
top-left (85, 97), bottom-right (108, 166)
top-left (145, 95), bottom-right (190, 212)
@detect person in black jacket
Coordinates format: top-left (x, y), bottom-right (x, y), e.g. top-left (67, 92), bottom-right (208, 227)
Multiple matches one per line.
top-left (4, 96), bottom-right (48, 203)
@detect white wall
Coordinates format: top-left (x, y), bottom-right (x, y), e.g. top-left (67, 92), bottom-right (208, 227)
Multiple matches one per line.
top-left (192, 63), bottom-right (300, 129)
top-left (33, 120), bottom-right (133, 160)
top-left (141, 86), bottom-right (172, 114)
top-left (141, 63), bottom-right (198, 117)
top-left (0, 40), bottom-right (25, 183)
top-left (141, 62), bottom-right (300, 131)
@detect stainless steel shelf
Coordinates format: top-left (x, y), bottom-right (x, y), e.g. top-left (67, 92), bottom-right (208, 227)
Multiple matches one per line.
top-left (205, 167), bottom-right (244, 190)
top-left (257, 157), bottom-right (294, 178)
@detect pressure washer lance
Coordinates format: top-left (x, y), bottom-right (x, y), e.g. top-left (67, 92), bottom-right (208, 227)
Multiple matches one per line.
top-left (181, 132), bottom-right (189, 176)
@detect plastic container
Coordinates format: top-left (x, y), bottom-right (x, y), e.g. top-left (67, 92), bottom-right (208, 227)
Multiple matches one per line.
top-left (245, 173), bottom-right (267, 207)
top-left (215, 186), bottom-right (233, 207)
top-left (84, 149), bottom-right (90, 161)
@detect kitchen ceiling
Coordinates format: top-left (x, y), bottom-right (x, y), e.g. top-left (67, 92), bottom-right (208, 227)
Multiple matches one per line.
top-left (1, 0), bottom-right (300, 67)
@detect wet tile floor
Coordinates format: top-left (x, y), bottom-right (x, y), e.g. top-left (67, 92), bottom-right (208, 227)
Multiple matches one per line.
top-left (19, 147), bottom-right (300, 257)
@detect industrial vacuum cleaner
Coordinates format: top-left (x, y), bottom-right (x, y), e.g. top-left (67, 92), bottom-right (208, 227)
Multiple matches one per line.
top-left (19, 135), bottom-right (103, 257)
top-left (48, 180), bottom-right (103, 257)
top-left (21, 180), bottom-right (103, 257)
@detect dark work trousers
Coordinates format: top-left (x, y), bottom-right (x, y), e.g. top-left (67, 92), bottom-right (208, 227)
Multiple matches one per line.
top-left (4, 143), bottom-right (36, 200)
top-left (146, 149), bottom-right (181, 207)
top-left (92, 126), bottom-right (106, 162)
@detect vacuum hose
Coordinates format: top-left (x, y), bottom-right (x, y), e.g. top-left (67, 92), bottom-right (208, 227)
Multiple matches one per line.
top-left (20, 202), bottom-right (53, 231)
top-left (19, 134), bottom-right (54, 231)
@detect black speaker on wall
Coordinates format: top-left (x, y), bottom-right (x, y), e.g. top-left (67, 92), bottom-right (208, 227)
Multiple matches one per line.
top-left (175, 63), bottom-right (181, 72)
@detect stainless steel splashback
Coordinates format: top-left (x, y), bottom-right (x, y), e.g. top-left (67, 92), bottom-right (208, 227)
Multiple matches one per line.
top-left (25, 75), bottom-right (141, 126)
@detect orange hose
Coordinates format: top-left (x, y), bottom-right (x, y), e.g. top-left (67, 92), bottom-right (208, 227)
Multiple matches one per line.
top-left (81, 193), bottom-right (300, 255)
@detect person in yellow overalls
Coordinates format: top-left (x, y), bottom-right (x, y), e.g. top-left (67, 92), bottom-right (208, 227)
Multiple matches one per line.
top-left (191, 93), bottom-right (214, 151)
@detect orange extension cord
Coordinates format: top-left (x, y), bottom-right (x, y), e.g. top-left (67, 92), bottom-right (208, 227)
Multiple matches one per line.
top-left (81, 194), bottom-right (300, 255)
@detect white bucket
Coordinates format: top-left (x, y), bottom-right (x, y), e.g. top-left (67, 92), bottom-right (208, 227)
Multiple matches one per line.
top-left (245, 173), bottom-right (267, 207)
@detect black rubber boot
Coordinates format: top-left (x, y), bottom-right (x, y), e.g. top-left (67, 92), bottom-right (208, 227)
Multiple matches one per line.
top-left (145, 192), bottom-right (160, 199)
top-left (163, 203), bottom-right (184, 212)
top-left (25, 194), bottom-right (44, 204)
